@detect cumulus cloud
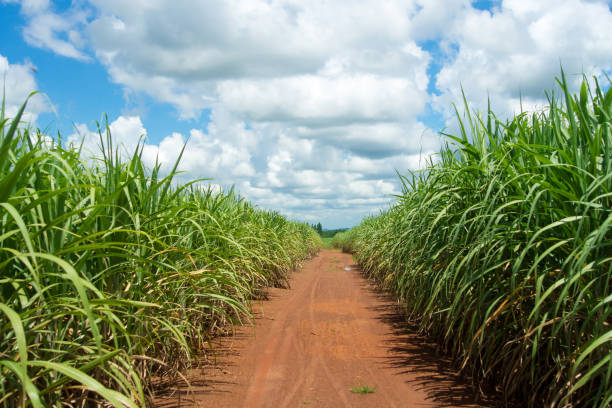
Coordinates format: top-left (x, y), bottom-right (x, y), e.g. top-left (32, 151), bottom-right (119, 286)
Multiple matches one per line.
top-left (4, 0), bottom-right (90, 60)
top-left (0, 53), bottom-right (48, 123)
top-left (67, 115), bottom-right (146, 157)
top-left (217, 73), bottom-right (427, 125)
top-left (80, 0), bottom-right (429, 122)
top-left (68, 111), bottom-right (257, 184)
top-left (295, 122), bottom-right (439, 159)
top-left (433, 0), bottom-right (612, 121)
top-left (7, 0), bottom-right (612, 227)
top-left (66, 110), bottom-right (415, 227)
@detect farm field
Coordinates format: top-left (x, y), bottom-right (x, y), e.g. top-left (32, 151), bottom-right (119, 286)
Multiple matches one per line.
top-left (3, 1), bottom-right (612, 405)
top-left (1, 72), bottom-right (611, 408)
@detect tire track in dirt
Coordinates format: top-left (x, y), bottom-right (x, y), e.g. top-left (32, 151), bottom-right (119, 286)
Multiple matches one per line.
top-left (155, 250), bottom-right (496, 408)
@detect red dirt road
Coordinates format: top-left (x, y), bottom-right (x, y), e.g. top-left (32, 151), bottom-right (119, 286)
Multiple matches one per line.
top-left (156, 250), bottom-right (494, 408)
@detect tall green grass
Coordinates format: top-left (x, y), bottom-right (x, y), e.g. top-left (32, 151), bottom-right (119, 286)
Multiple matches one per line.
top-left (336, 72), bottom-right (612, 407)
top-left (0, 96), bottom-right (321, 406)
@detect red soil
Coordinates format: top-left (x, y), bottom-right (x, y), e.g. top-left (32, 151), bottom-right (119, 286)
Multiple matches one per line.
top-left (154, 249), bottom-right (495, 408)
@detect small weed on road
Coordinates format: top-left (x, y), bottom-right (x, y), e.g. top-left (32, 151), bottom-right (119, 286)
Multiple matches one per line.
top-left (350, 379), bottom-right (376, 394)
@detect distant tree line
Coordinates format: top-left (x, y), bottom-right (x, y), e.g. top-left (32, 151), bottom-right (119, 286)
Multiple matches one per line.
top-left (310, 222), bottom-right (322, 234)
top-left (310, 223), bottom-right (348, 238)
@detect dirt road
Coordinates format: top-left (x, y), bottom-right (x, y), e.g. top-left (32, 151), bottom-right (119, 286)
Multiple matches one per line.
top-left (156, 250), bottom-right (494, 408)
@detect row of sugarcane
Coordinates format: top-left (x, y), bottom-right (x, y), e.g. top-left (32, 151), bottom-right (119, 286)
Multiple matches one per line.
top-left (333, 71), bottom-right (612, 407)
top-left (0, 97), bottom-right (322, 407)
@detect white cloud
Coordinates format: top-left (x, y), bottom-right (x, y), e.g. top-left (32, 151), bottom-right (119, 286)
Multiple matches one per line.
top-left (8, 0), bottom-right (612, 227)
top-left (151, 128), bottom-right (257, 180)
top-left (295, 122), bottom-right (439, 159)
top-left (0, 53), bottom-right (48, 123)
top-left (434, 0), bottom-right (612, 121)
top-left (78, 1), bottom-right (429, 121)
top-left (67, 115), bottom-right (145, 158)
top-left (217, 73), bottom-right (427, 125)
top-left (6, 0), bottom-right (90, 60)
top-left (65, 109), bottom-right (420, 227)
top-left (23, 12), bottom-right (90, 60)
top-left (68, 113), bottom-right (256, 185)
top-left (410, 0), bottom-right (472, 41)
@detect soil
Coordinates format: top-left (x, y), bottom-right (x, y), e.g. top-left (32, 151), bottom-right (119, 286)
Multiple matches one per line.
top-left (154, 249), bottom-right (497, 408)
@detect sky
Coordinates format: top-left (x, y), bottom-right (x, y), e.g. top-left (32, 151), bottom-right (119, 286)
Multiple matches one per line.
top-left (1, 0), bottom-right (611, 228)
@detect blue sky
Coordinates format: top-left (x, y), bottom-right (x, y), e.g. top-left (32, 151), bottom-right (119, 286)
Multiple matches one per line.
top-left (1, 1), bottom-right (446, 145)
top-left (1, 0), bottom-right (611, 228)
top-left (1, 2), bottom-right (209, 143)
